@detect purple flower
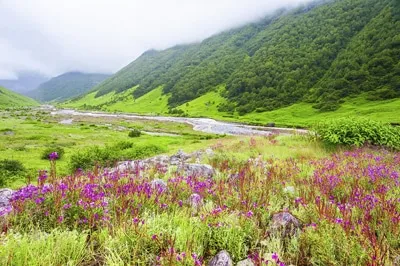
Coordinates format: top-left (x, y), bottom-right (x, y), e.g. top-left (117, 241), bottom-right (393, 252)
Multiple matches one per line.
top-left (335, 218), bottom-right (343, 224)
top-left (152, 234), bottom-right (157, 240)
top-left (49, 152), bottom-right (59, 161)
top-left (272, 253), bottom-right (279, 262)
top-left (63, 203), bottom-right (72, 209)
top-left (35, 197), bottom-right (45, 204)
top-left (246, 210), bottom-right (253, 218)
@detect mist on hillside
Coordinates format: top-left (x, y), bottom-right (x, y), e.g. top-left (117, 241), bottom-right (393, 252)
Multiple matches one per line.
top-left (0, 0), bottom-right (311, 79)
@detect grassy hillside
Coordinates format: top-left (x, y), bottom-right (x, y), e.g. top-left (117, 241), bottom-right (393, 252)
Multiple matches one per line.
top-left (28, 72), bottom-right (110, 102)
top-left (64, 86), bottom-right (170, 114)
top-left (0, 86), bottom-right (38, 108)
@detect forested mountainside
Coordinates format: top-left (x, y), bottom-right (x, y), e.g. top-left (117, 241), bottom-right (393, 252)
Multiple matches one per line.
top-left (0, 86), bottom-right (38, 108)
top-left (28, 72), bottom-right (110, 102)
top-left (71, 0), bottom-right (399, 115)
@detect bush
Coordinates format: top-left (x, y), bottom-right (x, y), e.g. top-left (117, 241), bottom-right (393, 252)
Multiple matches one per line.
top-left (69, 143), bottom-right (165, 171)
top-left (0, 159), bottom-right (26, 186)
top-left (128, 129), bottom-right (141, 138)
top-left (41, 146), bottom-right (65, 160)
top-left (313, 117), bottom-right (400, 150)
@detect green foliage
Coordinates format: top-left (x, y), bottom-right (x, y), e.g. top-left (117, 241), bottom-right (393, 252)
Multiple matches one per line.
top-left (314, 117), bottom-right (400, 149)
top-left (0, 159), bottom-right (26, 186)
top-left (299, 222), bottom-right (368, 265)
top-left (40, 146), bottom-right (65, 160)
top-left (128, 129), bottom-right (141, 138)
top-left (69, 142), bottom-right (165, 171)
top-left (0, 230), bottom-right (90, 265)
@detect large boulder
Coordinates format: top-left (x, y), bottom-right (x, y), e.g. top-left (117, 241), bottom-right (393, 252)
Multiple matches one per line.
top-left (179, 163), bottom-right (214, 178)
top-left (144, 155), bottom-right (170, 166)
top-left (268, 211), bottom-right (301, 238)
top-left (208, 250), bottom-right (233, 266)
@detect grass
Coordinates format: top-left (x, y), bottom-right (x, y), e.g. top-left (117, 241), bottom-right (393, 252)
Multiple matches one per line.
top-left (0, 87), bottom-right (38, 108)
top-left (107, 86), bottom-right (170, 114)
top-left (0, 109), bottom-right (223, 188)
top-left (177, 86), bottom-right (228, 118)
top-left (64, 86), bottom-right (170, 115)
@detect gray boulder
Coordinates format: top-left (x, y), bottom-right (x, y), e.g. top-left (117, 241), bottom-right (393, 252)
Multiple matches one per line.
top-left (236, 259), bottom-right (255, 266)
top-left (208, 250), bottom-right (233, 266)
top-left (179, 163), bottom-right (214, 178)
top-left (170, 149), bottom-right (190, 165)
top-left (0, 188), bottom-right (13, 208)
top-left (269, 211), bottom-right (301, 238)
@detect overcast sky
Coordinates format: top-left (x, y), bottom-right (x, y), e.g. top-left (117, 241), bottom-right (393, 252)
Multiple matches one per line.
top-left (0, 0), bottom-right (309, 79)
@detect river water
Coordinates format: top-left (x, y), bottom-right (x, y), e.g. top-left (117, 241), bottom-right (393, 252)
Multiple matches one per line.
top-left (50, 108), bottom-right (306, 136)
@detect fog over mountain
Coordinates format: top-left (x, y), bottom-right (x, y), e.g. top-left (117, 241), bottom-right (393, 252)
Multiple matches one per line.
top-left (0, 0), bottom-right (310, 79)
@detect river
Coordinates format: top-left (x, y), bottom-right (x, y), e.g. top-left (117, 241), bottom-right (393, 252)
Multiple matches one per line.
top-left (50, 108), bottom-right (307, 136)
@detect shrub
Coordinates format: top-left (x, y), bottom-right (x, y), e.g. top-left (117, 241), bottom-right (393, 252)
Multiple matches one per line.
top-left (128, 129), bottom-right (141, 138)
top-left (313, 117), bottom-right (400, 150)
top-left (41, 146), bottom-right (65, 160)
top-left (0, 159), bottom-right (26, 186)
top-left (69, 143), bottom-right (165, 171)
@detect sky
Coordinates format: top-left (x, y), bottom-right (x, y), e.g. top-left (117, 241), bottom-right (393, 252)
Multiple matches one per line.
top-left (0, 0), bottom-right (309, 79)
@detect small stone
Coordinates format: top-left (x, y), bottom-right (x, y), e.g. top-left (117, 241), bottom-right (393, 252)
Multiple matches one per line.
top-left (205, 148), bottom-right (215, 157)
top-left (188, 193), bottom-right (203, 210)
top-left (208, 250), bottom-right (233, 266)
top-left (283, 186), bottom-right (295, 194)
top-left (236, 258), bottom-right (255, 266)
top-left (0, 188), bottom-right (13, 208)
top-left (266, 123), bottom-right (275, 127)
top-left (269, 211), bottom-right (301, 238)
top-left (150, 179), bottom-right (167, 192)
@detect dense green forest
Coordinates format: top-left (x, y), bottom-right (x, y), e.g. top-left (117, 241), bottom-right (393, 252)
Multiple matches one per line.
top-left (74, 0), bottom-right (399, 115)
top-left (29, 72), bottom-right (110, 102)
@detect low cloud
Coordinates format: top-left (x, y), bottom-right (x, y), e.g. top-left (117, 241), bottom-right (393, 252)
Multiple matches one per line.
top-left (0, 0), bottom-right (309, 78)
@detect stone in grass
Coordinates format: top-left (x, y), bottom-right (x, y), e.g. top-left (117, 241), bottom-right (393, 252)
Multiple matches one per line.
top-left (208, 250), bottom-right (233, 266)
top-left (170, 149), bottom-right (191, 165)
top-left (150, 179), bottom-right (167, 192)
top-left (268, 211), bottom-right (301, 238)
top-left (188, 193), bottom-right (203, 210)
top-left (0, 188), bottom-right (13, 217)
top-left (236, 258), bottom-right (255, 266)
top-left (179, 163), bottom-right (214, 178)
top-left (0, 188), bottom-right (13, 208)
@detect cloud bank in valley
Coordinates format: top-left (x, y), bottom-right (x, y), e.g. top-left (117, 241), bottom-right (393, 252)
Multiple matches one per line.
top-left (0, 0), bottom-right (309, 79)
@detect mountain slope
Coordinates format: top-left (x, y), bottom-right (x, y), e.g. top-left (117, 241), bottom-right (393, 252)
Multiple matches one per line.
top-left (0, 87), bottom-right (38, 108)
top-left (29, 72), bottom-right (110, 102)
top-left (67, 0), bottom-right (399, 119)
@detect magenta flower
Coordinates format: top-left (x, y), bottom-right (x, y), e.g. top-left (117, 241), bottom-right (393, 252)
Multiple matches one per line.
top-left (49, 152), bottom-right (59, 161)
